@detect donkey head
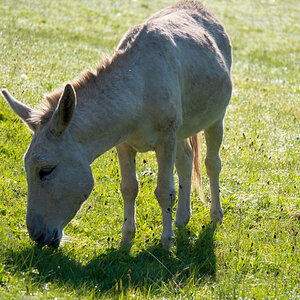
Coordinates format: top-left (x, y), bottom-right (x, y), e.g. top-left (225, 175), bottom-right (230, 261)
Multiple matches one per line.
top-left (1, 85), bottom-right (94, 247)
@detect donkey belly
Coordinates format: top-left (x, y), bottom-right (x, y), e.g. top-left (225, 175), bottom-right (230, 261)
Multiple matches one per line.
top-left (126, 88), bottom-right (230, 153)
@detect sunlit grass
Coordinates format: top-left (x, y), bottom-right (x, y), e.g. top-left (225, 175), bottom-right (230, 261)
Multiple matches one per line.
top-left (0, 0), bottom-right (299, 298)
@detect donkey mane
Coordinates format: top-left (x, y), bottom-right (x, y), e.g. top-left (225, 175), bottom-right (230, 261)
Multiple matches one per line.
top-left (30, 50), bottom-right (124, 127)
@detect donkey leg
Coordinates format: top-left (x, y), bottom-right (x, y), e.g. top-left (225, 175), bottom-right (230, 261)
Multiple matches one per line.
top-left (116, 142), bottom-right (138, 247)
top-left (154, 132), bottom-right (177, 249)
top-left (174, 140), bottom-right (193, 227)
top-left (204, 119), bottom-right (224, 224)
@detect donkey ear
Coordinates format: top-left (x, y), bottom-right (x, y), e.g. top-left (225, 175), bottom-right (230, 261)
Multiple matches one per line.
top-left (49, 83), bottom-right (76, 137)
top-left (1, 89), bottom-right (37, 131)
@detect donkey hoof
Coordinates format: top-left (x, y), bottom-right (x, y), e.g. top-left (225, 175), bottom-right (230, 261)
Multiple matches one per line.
top-left (174, 217), bottom-right (189, 228)
top-left (119, 238), bottom-right (133, 249)
top-left (120, 227), bottom-right (135, 248)
top-left (210, 207), bottom-right (224, 225)
top-left (161, 235), bottom-right (174, 249)
top-left (120, 232), bottom-right (135, 249)
top-left (175, 209), bottom-right (190, 228)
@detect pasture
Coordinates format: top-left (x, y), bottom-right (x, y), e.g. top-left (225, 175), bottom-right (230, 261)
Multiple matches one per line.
top-left (0, 0), bottom-right (299, 298)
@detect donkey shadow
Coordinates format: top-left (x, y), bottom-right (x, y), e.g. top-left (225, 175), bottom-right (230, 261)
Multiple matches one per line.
top-left (4, 224), bottom-right (216, 296)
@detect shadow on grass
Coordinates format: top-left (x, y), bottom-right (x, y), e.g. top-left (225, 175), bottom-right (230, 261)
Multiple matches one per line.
top-left (4, 224), bottom-right (216, 296)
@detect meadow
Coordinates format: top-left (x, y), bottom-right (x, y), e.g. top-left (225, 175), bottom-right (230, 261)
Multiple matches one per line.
top-left (0, 0), bottom-right (299, 298)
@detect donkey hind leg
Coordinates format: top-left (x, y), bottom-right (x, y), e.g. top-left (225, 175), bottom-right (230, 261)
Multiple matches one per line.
top-left (116, 142), bottom-right (139, 247)
top-left (174, 140), bottom-right (193, 228)
top-left (204, 119), bottom-right (224, 224)
top-left (154, 132), bottom-right (177, 249)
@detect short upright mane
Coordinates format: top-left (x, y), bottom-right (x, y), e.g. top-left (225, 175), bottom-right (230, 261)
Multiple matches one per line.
top-left (30, 51), bottom-right (123, 127)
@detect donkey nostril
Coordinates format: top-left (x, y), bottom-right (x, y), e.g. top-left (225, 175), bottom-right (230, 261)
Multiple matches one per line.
top-left (35, 232), bottom-right (44, 243)
top-left (48, 229), bottom-right (60, 248)
top-left (53, 229), bottom-right (58, 239)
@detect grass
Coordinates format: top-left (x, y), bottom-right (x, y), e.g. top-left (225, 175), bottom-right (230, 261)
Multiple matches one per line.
top-left (0, 0), bottom-right (299, 298)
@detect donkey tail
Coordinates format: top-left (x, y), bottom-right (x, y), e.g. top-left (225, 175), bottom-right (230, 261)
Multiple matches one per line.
top-left (189, 133), bottom-right (206, 203)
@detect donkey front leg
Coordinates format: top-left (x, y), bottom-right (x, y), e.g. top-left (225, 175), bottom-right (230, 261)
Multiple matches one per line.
top-left (116, 142), bottom-right (138, 247)
top-left (204, 119), bottom-right (224, 224)
top-left (154, 132), bottom-right (177, 249)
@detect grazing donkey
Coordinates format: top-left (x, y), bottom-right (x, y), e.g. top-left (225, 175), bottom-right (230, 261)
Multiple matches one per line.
top-left (2, 1), bottom-right (232, 248)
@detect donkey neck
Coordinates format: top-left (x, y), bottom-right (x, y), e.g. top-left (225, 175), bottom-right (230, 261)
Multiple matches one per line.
top-left (69, 65), bottom-right (142, 163)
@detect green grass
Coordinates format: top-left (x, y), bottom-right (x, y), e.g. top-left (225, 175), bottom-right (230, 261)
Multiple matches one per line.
top-left (0, 0), bottom-right (299, 298)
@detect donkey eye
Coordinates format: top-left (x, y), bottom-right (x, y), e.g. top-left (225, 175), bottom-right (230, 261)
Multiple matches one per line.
top-left (39, 167), bottom-right (55, 181)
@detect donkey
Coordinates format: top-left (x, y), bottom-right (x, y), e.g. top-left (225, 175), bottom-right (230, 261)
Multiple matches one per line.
top-left (1, 1), bottom-right (232, 249)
